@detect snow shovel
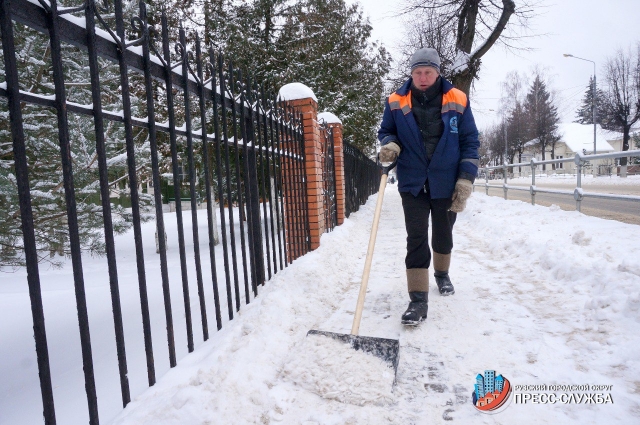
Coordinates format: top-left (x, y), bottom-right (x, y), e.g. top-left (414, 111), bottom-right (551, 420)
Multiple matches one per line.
top-left (308, 160), bottom-right (400, 377)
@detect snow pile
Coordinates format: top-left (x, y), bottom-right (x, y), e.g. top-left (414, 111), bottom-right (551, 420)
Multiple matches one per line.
top-left (571, 229), bottom-right (592, 246)
top-left (278, 82), bottom-right (318, 102)
top-left (450, 50), bottom-right (470, 74)
top-left (102, 202), bottom-right (383, 425)
top-left (318, 111), bottom-right (342, 125)
top-left (280, 334), bottom-right (394, 406)
top-left (465, 194), bottom-right (640, 325)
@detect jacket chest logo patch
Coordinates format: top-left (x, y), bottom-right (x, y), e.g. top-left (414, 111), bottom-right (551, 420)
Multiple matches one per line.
top-left (449, 116), bottom-right (459, 133)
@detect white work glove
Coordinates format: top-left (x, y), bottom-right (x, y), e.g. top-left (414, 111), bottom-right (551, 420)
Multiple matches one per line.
top-left (379, 141), bottom-right (401, 163)
top-left (450, 179), bottom-right (473, 213)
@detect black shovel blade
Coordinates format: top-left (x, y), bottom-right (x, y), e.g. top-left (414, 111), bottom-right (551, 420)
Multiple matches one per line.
top-left (307, 330), bottom-right (400, 378)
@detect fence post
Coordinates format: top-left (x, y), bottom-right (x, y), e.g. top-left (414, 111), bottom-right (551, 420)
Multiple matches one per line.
top-left (530, 159), bottom-right (536, 206)
top-left (574, 153), bottom-right (584, 212)
top-left (485, 168), bottom-right (489, 195)
top-left (278, 83), bottom-right (325, 254)
top-left (0, 1), bottom-right (57, 421)
top-left (244, 107), bottom-right (266, 289)
top-left (503, 161), bottom-right (508, 200)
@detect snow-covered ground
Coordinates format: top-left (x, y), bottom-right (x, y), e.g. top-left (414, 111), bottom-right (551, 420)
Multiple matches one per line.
top-left (506, 174), bottom-right (640, 187)
top-left (0, 205), bottom-right (261, 424)
top-left (3, 189), bottom-right (640, 424)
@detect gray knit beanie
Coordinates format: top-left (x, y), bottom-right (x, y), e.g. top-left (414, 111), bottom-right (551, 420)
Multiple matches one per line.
top-left (410, 48), bottom-right (441, 72)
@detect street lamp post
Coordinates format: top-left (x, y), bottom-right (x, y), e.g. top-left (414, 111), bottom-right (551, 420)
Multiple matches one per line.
top-left (564, 53), bottom-right (597, 175)
top-left (504, 114), bottom-right (508, 198)
top-left (490, 108), bottom-right (509, 198)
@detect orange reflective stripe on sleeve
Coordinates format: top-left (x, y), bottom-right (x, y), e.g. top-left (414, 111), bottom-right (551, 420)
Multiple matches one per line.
top-left (441, 88), bottom-right (467, 114)
top-left (389, 92), bottom-right (412, 115)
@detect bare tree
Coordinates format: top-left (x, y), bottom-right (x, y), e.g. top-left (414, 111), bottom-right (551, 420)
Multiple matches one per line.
top-left (500, 70), bottom-right (528, 169)
top-left (480, 122), bottom-right (507, 168)
top-left (398, 0), bottom-right (539, 95)
top-left (507, 101), bottom-right (530, 169)
top-left (477, 130), bottom-right (492, 167)
top-left (601, 44), bottom-right (640, 170)
top-left (389, 6), bottom-right (458, 88)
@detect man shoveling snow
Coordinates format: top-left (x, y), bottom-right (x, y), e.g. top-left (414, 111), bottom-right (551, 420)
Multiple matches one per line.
top-left (378, 47), bottom-right (480, 325)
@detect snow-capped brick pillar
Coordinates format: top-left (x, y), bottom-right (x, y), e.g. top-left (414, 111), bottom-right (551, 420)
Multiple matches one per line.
top-left (279, 83), bottom-right (325, 255)
top-left (318, 112), bottom-right (346, 226)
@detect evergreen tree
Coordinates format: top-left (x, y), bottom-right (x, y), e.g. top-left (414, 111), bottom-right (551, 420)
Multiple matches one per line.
top-left (213, 0), bottom-right (390, 155)
top-left (277, 0), bottom-right (389, 155)
top-left (523, 74), bottom-right (560, 170)
top-left (203, 0), bottom-right (232, 49)
top-left (219, 0), bottom-right (286, 81)
top-left (574, 76), bottom-right (606, 125)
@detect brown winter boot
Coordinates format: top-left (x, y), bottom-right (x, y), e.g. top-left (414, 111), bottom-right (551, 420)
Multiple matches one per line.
top-left (433, 252), bottom-right (455, 296)
top-left (406, 268), bottom-right (429, 293)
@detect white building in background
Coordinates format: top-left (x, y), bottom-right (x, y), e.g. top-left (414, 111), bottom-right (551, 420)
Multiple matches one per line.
top-left (522, 123), bottom-right (621, 175)
top-left (605, 124), bottom-right (640, 153)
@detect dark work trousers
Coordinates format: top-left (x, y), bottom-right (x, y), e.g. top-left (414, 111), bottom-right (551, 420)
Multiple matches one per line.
top-left (400, 187), bottom-right (457, 270)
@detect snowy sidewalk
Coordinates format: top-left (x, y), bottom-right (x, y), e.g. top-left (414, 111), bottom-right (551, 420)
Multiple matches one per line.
top-left (107, 188), bottom-right (640, 424)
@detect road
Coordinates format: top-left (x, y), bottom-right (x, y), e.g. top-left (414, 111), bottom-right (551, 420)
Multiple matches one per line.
top-left (475, 181), bottom-right (640, 225)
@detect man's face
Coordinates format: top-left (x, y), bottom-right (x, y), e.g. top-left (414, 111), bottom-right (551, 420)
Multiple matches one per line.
top-left (411, 66), bottom-right (439, 90)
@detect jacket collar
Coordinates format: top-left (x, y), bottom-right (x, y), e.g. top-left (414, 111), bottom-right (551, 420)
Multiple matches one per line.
top-left (397, 76), bottom-right (454, 97)
top-left (411, 76), bottom-right (443, 103)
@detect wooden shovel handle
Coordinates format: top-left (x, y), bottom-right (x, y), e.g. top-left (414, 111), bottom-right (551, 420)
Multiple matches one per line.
top-left (351, 172), bottom-right (389, 335)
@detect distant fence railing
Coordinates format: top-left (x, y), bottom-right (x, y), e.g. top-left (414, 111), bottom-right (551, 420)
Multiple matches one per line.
top-left (343, 141), bottom-right (379, 218)
top-left (474, 150), bottom-right (640, 212)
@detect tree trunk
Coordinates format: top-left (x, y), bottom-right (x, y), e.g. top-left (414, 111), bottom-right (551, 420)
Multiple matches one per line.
top-left (620, 125), bottom-right (630, 166)
top-left (450, 67), bottom-right (476, 96)
top-left (519, 151), bottom-right (523, 174)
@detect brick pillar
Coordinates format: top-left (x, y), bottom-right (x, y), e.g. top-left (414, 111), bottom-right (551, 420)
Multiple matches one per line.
top-left (293, 96), bottom-right (324, 250)
top-left (279, 84), bottom-right (325, 258)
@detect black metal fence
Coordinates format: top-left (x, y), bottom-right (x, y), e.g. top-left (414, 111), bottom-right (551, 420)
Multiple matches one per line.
top-left (319, 120), bottom-right (338, 232)
top-left (343, 141), bottom-right (379, 218)
top-left (0, 0), bottom-right (311, 423)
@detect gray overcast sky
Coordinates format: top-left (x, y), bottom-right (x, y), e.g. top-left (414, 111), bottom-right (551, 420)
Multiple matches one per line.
top-left (348, 0), bottom-right (639, 130)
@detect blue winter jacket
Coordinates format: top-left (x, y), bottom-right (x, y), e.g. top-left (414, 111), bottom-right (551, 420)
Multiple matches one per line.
top-left (378, 77), bottom-right (480, 198)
